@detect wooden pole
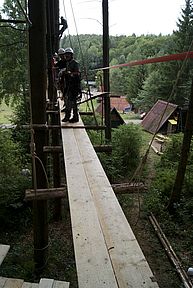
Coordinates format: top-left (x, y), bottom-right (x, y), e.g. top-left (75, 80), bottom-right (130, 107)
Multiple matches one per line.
top-left (28, 0), bottom-right (48, 271)
top-left (46, 0), bottom-right (62, 220)
top-left (102, 0), bottom-right (111, 142)
top-left (168, 77), bottom-right (193, 212)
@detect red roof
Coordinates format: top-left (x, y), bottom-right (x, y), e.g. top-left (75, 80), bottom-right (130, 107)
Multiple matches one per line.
top-left (110, 96), bottom-right (130, 111)
top-left (141, 100), bottom-right (178, 134)
top-left (96, 96), bottom-right (129, 114)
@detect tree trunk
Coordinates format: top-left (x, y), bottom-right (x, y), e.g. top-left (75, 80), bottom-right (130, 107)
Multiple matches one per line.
top-left (168, 77), bottom-right (193, 212)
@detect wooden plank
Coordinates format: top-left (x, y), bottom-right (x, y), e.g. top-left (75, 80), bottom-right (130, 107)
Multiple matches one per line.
top-left (0, 244), bottom-right (10, 265)
top-left (74, 123), bottom-right (159, 288)
top-left (21, 283), bottom-right (38, 288)
top-left (53, 280), bottom-right (70, 288)
top-left (25, 188), bottom-right (66, 201)
top-left (0, 277), bottom-right (8, 288)
top-left (39, 278), bottom-right (54, 288)
top-left (3, 278), bottom-right (24, 288)
top-left (43, 146), bottom-right (62, 153)
top-left (61, 127), bottom-right (118, 288)
top-left (112, 182), bottom-right (146, 194)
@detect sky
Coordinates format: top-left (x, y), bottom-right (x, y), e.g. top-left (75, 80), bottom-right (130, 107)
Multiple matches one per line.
top-left (0, 0), bottom-right (186, 36)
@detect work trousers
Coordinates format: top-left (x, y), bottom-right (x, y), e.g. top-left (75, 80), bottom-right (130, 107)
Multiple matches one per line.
top-left (65, 91), bottom-right (78, 120)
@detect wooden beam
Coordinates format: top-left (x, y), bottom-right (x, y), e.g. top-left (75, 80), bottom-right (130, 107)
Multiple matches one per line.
top-left (19, 124), bottom-right (106, 130)
top-left (25, 187), bottom-right (66, 201)
top-left (0, 19), bottom-right (26, 24)
top-left (0, 245), bottom-right (10, 266)
top-left (80, 92), bottom-right (107, 104)
top-left (112, 182), bottom-right (147, 194)
top-left (43, 146), bottom-right (62, 153)
top-left (25, 182), bottom-right (146, 200)
top-left (79, 111), bottom-right (94, 116)
top-left (46, 110), bottom-right (59, 114)
top-left (93, 145), bottom-right (112, 153)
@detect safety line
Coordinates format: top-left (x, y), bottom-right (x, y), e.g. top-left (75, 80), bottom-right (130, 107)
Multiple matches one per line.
top-left (97, 51), bottom-right (193, 70)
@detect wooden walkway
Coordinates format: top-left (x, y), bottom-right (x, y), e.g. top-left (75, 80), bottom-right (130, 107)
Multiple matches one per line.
top-left (0, 245), bottom-right (69, 287)
top-left (0, 245), bottom-right (10, 266)
top-left (61, 114), bottom-right (159, 288)
top-left (0, 277), bottom-right (69, 288)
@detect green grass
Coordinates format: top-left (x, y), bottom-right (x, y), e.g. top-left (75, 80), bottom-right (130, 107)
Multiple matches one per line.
top-left (121, 111), bottom-right (141, 120)
top-left (0, 100), bottom-right (14, 124)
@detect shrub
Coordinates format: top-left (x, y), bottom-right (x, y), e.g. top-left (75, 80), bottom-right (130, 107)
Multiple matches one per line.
top-left (145, 133), bottom-right (193, 219)
top-left (110, 124), bottom-right (142, 180)
top-left (0, 129), bottom-right (31, 227)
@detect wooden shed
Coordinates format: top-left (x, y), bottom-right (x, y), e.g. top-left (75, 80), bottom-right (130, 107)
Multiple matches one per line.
top-left (141, 100), bottom-right (184, 134)
top-left (96, 103), bottom-right (125, 128)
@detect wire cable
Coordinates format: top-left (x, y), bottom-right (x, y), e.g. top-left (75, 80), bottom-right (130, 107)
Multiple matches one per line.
top-left (15, 0), bottom-right (32, 26)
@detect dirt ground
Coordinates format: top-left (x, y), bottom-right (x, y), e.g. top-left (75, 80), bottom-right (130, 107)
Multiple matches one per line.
top-left (117, 193), bottom-right (182, 288)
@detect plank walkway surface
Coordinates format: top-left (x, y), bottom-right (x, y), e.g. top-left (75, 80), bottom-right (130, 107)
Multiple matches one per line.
top-left (61, 112), bottom-right (159, 288)
top-left (0, 245), bottom-right (10, 266)
top-left (0, 277), bottom-right (69, 288)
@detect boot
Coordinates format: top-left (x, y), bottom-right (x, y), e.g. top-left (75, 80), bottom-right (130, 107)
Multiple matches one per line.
top-left (69, 115), bottom-right (79, 123)
top-left (61, 106), bottom-right (66, 113)
top-left (62, 116), bottom-right (69, 122)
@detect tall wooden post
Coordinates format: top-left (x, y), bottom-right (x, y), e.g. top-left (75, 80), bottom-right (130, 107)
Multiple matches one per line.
top-left (46, 0), bottom-right (62, 220)
top-left (28, 0), bottom-right (48, 271)
top-left (168, 77), bottom-right (193, 212)
top-left (102, 0), bottom-right (111, 141)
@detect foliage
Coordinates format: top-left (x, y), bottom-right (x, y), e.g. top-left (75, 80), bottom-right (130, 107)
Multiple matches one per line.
top-left (145, 133), bottom-right (193, 217)
top-left (173, 0), bottom-right (193, 105)
top-left (0, 0), bottom-right (30, 160)
top-left (0, 0), bottom-right (28, 105)
top-left (110, 124), bottom-right (142, 179)
top-left (11, 95), bottom-right (31, 161)
top-left (93, 124), bottom-right (142, 181)
top-left (0, 129), bottom-right (31, 227)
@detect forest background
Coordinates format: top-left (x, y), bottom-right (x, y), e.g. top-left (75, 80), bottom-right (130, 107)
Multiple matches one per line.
top-left (1, 0), bottom-right (193, 113)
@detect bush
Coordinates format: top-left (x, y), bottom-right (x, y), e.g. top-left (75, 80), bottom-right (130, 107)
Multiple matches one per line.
top-left (0, 129), bottom-right (31, 227)
top-left (144, 168), bottom-right (176, 214)
top-left (145, 133), bottom-right (193, 219)
top-left (110, 124), bottom-right (142, 180)
top-left (96, 124), bottom-right (142, 181)
top-left (12, 96), bottom-right (31, 164)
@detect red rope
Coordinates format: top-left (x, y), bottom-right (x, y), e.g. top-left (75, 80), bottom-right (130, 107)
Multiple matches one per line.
top-left (98, 51), bottom-right (193, 70)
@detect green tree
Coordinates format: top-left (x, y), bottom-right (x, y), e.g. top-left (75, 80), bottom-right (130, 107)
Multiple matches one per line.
top-left (173, 0), bottom-right (193, 105)
top-left (0, 129), bottom-right (31, 226)
top-left (0, 0), bottom-right (30, 154)
top-left (0, 0), bottom-right (28, 106)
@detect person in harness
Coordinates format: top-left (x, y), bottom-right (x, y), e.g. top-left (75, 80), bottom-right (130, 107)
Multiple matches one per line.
top-left (61, 47), bottom-right (81, 123)
top-left (54, 48), bottom-right (67, 108)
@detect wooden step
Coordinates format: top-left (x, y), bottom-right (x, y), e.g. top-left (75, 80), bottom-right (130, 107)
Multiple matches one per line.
top-left (39, 278), bottom-right (69, 288)
top-left (0, 278), bottom-right (69, 288)
top-left (22, 283), bottom-right (38, 288)
top-left (0, 245), bottom-right (10, 266)
top-left (0, 277), bottom-right (24, 288)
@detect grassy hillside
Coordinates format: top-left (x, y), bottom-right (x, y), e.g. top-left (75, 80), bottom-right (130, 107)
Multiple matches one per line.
top-left (0, 100), bottom-right (13, 124)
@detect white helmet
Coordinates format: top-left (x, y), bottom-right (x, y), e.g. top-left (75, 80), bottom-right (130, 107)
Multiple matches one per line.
top-left (58, 48), bottom-right (65, 55)
top-left (64, 47), bottom-right (74, 54)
